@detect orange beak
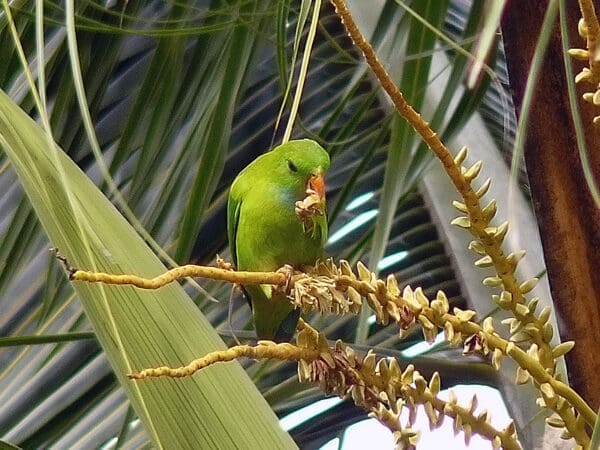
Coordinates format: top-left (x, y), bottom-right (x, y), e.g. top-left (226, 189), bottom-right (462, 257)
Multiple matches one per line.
top-left (308, 173), bottom-right (326, 200)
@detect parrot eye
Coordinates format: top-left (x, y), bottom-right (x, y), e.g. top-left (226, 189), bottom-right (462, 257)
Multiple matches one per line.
top-left (287, 160), bottom-right (298, 172)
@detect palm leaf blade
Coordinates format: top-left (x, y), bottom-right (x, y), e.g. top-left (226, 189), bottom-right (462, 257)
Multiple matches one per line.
top-left (0, 89), bottom-right (295, 449)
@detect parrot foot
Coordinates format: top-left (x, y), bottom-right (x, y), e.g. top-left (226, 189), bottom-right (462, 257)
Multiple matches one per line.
top-left (216, 254), bottom-right (233, 271)
top-left (275, 264), bottom-right (295, 295)
top-left (217, 254), bottom-right (240, 290)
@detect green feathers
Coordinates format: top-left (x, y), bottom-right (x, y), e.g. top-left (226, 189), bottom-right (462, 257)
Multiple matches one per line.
top-left (227, 139), bottom-right (330, 341)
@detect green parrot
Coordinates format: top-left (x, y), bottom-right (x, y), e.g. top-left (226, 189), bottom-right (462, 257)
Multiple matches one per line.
top-left (227, 139), bottom-right (330, 342)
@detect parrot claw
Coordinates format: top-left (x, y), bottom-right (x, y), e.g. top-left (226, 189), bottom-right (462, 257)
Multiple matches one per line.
top-left (275, 264), bottom-right (295, 295)
top-left (216, 254), bottom-right (234, 271)
top-left (217, 255), bottom-right (241, 291)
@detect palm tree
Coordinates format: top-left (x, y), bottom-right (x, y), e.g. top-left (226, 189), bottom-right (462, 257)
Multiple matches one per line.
top-left (2, 0), bottom-right (594, 448)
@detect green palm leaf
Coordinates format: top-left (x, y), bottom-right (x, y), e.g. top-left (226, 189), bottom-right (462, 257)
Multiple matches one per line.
top-left (0, 88), bottom-right (295, 448)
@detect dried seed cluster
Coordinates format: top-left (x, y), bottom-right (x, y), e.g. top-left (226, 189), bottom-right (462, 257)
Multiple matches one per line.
top-left (570, 0), bottom-right (600, 125)
top-left (126, 322), bottom-right (518, 449)
top-left (293, 259), bottom-right (423, 329)
top-left (295, 187), bottom-right (325, 237)
top-left (294, 327), bottom-right (520, 450)
top-left (290, 258), bottom-right (594, 446)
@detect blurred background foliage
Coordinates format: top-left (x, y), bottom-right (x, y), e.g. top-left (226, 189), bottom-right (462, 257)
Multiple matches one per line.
top-left (0, 0), bottom-right (552, 448)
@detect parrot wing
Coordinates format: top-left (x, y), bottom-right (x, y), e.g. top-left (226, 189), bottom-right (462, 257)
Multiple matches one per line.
top-left (227, 186), bottom-right (242, 268)
top-left (227, 186), bottom-right (298, 341)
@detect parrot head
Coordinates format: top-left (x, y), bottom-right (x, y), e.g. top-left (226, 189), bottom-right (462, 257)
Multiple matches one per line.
top-left (270, 140), bottom-right (330, 235)
top-left (271, 139), bottom-right (329, 198)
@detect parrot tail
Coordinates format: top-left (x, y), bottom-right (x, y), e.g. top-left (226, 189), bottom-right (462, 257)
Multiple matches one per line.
top-left (272, 308), bottom-right (301, 343)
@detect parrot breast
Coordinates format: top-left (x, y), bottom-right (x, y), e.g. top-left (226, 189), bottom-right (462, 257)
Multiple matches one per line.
top-left (235, 183), bottom-right (325, 272)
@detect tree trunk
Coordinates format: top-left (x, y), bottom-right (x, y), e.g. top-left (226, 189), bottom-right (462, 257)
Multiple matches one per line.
top-left (502, 0), bottom-right (600, 409)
